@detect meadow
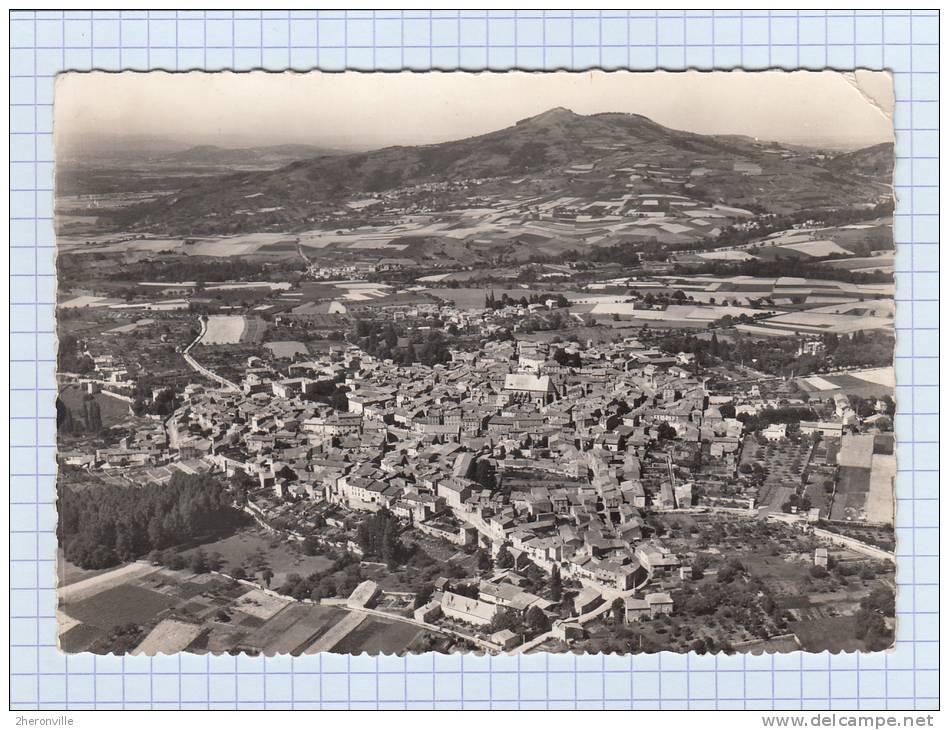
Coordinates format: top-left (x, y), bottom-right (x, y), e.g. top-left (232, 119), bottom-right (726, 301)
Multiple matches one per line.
top-left (181, 528), bottom-right (335, 588)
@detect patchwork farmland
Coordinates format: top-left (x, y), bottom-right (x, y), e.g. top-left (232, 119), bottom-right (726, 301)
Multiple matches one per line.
top-left (58, 561), bottom-right (443, 656)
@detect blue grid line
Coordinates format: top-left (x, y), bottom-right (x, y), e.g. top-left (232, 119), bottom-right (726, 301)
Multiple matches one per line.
top-left (8, 8), bottom-right (938, 711)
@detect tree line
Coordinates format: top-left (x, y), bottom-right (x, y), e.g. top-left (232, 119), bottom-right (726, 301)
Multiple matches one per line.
top-left (673, 256), bottom-right (891, 285)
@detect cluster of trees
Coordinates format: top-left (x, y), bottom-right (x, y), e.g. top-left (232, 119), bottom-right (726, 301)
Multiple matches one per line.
top-left (56, 394), bottom-right (103, 435)
top-left (549, 565), bottom-right (562, 602)
top-left (515, 309), bottom-right (571, 335)
top-left (494, 544), bottom-right (515, 570)
top-left (655, 422), bottom-right (679, 441)
top-left (854, 586), bottom-right (895, 651)
top-left (277, 555), bottom-right (366, 601)
top-left (475, 548), bottom-right (493, 572)
top-left (490, 605), bottom-right (551, 636)
top-left (657, 328), bottom-right (893, 378)
top-left (564, 242), bottom-right (642, 266)
top-left (710, 312), bottom-right (763, 329)
top-left (738, 461), bottom-right (767, 487)
top-left (634, 289), bottom-right (694, 308)
top-left (350, 317), bottom-right (455, 367)
top-left (673, 562), bottom-right (789, 641)
top-left (688, 636), bottom-right (736, 654)
top-left (715, 558), bottom-right (747, 584)
top-left (355, 509), bottom-right (407, 568)
top-left (472, 458), bottom-right (497, 490)
top-left (727, 335), bottom-right (819, 376)
top-left (850, 393), bottom-right (895, 419)
top-left (478, 550), bottom-right (563, 603)
top-left (413, 582), bottom-right (437, 609)
top-left (58, 334), bottom-right (95, 375)
top-left (826, 330), bottom-right (895, 370)
top-left (657, 332), bottom-right (721, 367)
top-left (736, 405), bottom-right (820, 433)
top-left (483, 291), bottom-right (571, 310)
top-left (146, 545), bottom-right (226, 574)
top-left (782, 492), bottom-right (814, 515)
top-left (112, 257), bottom-right (287, 283)
top-left (131, 387), bottom-right (180, 418)
top-left (551, 346), bottom-right (582, 368)
top-left (58, 472), bottom-right (245, 569)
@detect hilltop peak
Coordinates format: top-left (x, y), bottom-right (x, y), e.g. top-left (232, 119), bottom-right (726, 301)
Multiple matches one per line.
top-left (538, 106), bottom-right (577, 117)
top-left (516, 106), bottom-right (580, 126)
top-left (102, 104), bottom-right (893, 236)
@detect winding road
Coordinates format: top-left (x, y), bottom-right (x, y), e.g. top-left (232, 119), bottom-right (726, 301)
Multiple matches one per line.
top-left (182, 317), bottom-right (241, 392)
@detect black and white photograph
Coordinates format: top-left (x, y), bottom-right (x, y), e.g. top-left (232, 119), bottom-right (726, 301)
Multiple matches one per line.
top-left (54, 70), bottom-right (896, 657)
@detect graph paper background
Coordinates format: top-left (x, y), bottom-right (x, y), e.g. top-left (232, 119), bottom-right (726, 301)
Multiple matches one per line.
top-left (9, 9), bottom-right (939, 710)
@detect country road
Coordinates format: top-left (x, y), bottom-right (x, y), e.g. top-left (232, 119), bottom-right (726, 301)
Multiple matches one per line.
top-left (182, 317), bottom-right (240, 392)
top-left (296, 240), bottom-right (311, 267)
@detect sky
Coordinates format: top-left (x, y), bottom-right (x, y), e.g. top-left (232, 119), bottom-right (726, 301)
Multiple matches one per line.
top-left (55, 69), bottom-right (894, 153)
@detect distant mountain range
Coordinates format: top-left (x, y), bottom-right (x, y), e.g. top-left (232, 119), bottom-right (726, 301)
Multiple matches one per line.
top-left (158, 143), bottom-right (342, 167)
top-left (56, 135), bottom-right (341, 167)
top-left (98, 107), bottom-right (893, 236)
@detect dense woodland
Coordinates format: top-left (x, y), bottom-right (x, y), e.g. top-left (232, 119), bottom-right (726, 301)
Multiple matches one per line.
top-left (58, 472), bottom-right (246, 569)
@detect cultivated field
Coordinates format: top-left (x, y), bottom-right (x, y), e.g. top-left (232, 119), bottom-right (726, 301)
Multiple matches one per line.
top-left (205, 281), bottom-right (293, 291)
top-left (780, 240), bottom-right (851, 257)
top-left (264, 340), bottom-right (309, 359)
top-left (65, 583), bottom-right (178, 630)
top-left (797, 367), bottom-right (895, 397)
top-left (201, 315), bottom-right (267, 345)
top-left (132, 619), bottom-right (204, 655)
top-left (201, 315), bottom-right (246, 344)
top-left (866, 453), bottom-right (896, 524)
top-left (330, 616), bottom-right (426, 655)
top-left (300, 280), bottom-right (393, 302)
top-left (825, 255), bottom-right (894, 272)
top-left (741, 311), bottom-right (894, 337)
top-left (242, 603), bottom-right (349, 655)
top-left (189, 233), bottom-right (297, 256)
top-left (58, 560), bottom-right (442, 656)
